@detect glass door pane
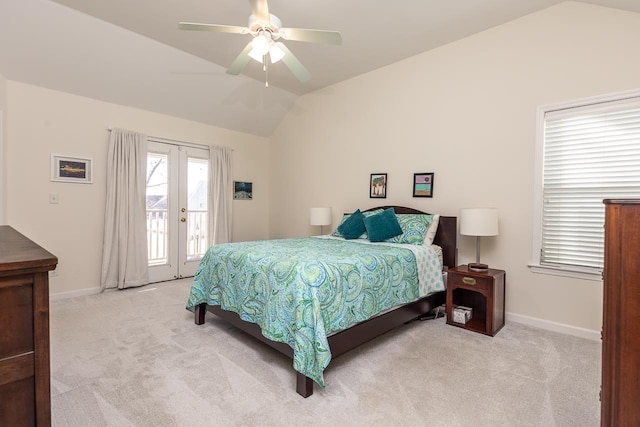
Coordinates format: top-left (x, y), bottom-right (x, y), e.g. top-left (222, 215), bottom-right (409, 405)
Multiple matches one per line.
top-left (177, 146), bottom-right (209, 277)
top-left (187, 157), bottom-right (208, 260)
top-left (147, 142), bottom-right (179, 283)
top-left (146, 152), bottom-right (168, 266)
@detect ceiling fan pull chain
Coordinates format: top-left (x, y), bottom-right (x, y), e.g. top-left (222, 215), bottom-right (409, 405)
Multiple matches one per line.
top-left (265, 55), bottom-right (269, 87)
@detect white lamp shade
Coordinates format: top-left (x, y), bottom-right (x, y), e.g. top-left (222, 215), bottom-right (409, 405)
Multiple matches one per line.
top-left (248, 48), bottom-right (264, 63)
top-left (310, 207), bottom-right (332, 226)
top-left (251, 34), bottom-right (270, 55)
top-left (269, 42), bottom-right (286, 63)
top-left (460, 208), bottom-right (499, 236)
top-left (249, 34), bottom-right (270, 63)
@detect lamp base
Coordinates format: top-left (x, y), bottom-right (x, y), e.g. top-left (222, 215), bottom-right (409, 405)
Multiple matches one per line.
top-left (468, 263), bottom-right (489, 272)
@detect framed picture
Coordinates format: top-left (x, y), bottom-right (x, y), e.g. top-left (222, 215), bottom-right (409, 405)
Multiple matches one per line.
top-left (234, 181), bottom-right (253, 200)
top-left (413, 172), bottom-right (434, 198)
top-left (370, 173), bottom-right (387, 198)
top-left (51, 154), bottom-right (93, 183)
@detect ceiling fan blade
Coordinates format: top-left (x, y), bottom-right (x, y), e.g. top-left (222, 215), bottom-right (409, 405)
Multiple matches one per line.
top-left (249, 0), bottom-right (270, 24)
top-left (179, 22), bottom-right (249, 35)
top-left (279, 28), bottom-right (342, 45)
top-left (226, 41), bottom-right (254, 75)
top-left (278, 43), bottom-right (311, 83)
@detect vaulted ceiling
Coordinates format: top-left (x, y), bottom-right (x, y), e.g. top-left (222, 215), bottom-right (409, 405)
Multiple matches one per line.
top-left (1, 0), bottom-right (639, 136)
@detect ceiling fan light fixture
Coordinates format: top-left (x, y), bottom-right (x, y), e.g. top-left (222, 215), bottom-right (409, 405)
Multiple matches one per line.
top-left (248, 48), bottom-right (264, 63)
top-left (179, 0), bottom-right (342, 83)
top-left (249, 33), bottom-right (272, 63)
top-left (251, 33), bottom-right (270, 50)
top-left (269, 42), bottom-right (286, 63)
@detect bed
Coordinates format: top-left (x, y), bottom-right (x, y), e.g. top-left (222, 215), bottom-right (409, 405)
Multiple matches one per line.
top-left (186, 206), bottom-right (457, 397)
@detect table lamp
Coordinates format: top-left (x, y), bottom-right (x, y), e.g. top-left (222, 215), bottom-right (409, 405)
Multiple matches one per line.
top-left (310, 207), bottom-right (332, 235)
top-left (460, 208), bottom-right (499, 271)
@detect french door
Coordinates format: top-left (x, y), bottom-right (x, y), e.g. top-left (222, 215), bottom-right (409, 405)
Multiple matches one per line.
top-left (146, 141), bottom-right (209, 282)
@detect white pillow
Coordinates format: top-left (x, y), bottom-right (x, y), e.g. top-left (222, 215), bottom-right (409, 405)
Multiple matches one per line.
top-left (423, 214), bottom-right (440, 245)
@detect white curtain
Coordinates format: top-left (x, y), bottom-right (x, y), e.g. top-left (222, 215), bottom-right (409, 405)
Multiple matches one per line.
top-left (101, 128), bottom-right (149, 291)
top-left (208, 146), bottom-right (233, 245)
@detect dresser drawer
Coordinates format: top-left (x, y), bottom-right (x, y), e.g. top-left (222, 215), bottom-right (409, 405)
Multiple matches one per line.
top-left (0, 276), bottom-right (34, 360)
top-left (448, 273), bottom-right (491, 291)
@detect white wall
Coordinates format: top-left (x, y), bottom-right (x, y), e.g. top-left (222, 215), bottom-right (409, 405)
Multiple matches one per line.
top-left (269, 2), bottom-right (640, 333)
top-left (5, 81), bottom-right (269, 297)
top-left (0, 72), bottom-right (6, 224)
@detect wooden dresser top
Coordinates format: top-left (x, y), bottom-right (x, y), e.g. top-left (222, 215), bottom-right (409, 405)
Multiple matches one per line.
top-left (0, 226), bottom-right (58, 273)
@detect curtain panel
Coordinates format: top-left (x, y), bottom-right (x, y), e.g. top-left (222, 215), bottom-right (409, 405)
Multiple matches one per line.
top-left (101, 128), bottom-right (149, 291)
top-left (209, 146), bottom-right (233, 245)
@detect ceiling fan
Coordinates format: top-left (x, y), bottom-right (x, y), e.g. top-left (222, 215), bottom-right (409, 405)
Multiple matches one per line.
top-left (178, 0), bottom-right (342, 85)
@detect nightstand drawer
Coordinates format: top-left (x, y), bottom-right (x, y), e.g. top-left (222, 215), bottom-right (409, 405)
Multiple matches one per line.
top-left (448, 273), bottom-right (491, 291)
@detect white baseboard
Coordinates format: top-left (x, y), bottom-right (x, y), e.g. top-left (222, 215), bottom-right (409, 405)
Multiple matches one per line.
top-left (506, 311), bottom-right (600, 342)
top-left (49, 287), bottom-right (101, 301)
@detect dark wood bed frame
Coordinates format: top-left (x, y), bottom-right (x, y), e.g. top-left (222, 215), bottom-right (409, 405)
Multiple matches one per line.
top-left (193, 206), bottom-right (457, 397)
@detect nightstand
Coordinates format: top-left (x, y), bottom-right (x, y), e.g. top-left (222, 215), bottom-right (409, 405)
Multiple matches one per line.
top-left (446, 265), bottom-right (505, 336)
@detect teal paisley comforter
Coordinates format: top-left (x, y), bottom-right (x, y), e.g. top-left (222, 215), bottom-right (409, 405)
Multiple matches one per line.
top-left (186, 237), bottom-right (443, 388)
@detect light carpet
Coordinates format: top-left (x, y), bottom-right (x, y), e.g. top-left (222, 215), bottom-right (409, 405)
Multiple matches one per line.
top-left (50, 279), bottom-right (601, 426)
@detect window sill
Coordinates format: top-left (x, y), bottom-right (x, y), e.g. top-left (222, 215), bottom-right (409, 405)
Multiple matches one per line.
top-left (528, 263), bottom-right (602, 282)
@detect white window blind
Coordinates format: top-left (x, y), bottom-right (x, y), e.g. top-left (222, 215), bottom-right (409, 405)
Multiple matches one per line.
top-left (541, 99), bottom-right (640, 272)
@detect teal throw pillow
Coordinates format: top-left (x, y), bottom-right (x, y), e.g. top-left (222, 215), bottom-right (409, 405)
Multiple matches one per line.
top-left (332, 209), bottom-right (384, 238)
top-left (364, 208), bottom-right (403, 242)
top-left (337, 209), bottom-right (366, 239)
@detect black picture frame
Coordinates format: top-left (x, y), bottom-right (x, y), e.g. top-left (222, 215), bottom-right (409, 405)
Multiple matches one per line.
top-left (370, 173), bottom-right (387, 198)
top-left (234, 181), bottom-right (253, 200)
top-left (412, 172), bottom-right (434, 198)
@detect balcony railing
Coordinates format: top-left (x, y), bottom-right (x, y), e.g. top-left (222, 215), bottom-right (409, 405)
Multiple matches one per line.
top-left (187, 210), bottom-right (208, 260)
top-left (147, 209), bottom-right (168, 265)
top-left (146, 209), bottom-right (208, 265)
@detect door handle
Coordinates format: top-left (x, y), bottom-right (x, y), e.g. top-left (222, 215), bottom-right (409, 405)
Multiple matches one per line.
top-left (181, 207), bottom-right (186, 212)
top-left (180, 217), bottom-right (186, 222)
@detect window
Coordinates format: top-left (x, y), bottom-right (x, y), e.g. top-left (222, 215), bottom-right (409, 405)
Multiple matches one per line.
top-left (531, 90), bottom-right (640, 280)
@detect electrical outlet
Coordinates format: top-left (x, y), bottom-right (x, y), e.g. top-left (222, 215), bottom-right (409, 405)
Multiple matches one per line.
top-left (49, 269), bottom-right (58, 277)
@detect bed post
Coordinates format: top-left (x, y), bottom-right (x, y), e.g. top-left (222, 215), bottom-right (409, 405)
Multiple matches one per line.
top-left (195, 303), bottom-right (206, 325)
top-left (296, 373), bottom-right (313, 398)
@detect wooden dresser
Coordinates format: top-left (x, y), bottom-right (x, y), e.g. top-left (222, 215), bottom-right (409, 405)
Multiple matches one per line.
top-left (0, 226), bottom-right (57, 426)
top-left (601, 199), bottom-right (640, 426)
